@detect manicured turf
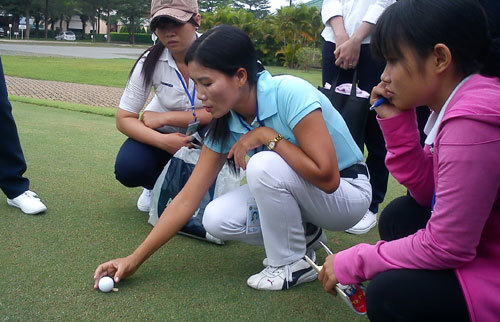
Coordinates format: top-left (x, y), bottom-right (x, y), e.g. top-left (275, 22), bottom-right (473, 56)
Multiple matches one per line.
top-left (0, 101), bottom-right (405, 320)
top-left (2, 55), bottom-right (323, 88)
top-left (2, 55), bottom-right (135, 88)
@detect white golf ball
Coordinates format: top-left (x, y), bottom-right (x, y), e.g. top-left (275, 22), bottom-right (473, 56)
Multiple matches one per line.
top-left (98, 276), bottom-right (114, 293)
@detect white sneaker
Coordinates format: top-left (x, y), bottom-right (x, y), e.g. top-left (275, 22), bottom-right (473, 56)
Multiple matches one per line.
top-left (247, 256), bottom-right (318, 291)
top-left (345, 210), bottom-right (377, 235)
top-left (7, 190), bottom-right (47, 215)
top-left (137, 188), bottom-right (152, 212)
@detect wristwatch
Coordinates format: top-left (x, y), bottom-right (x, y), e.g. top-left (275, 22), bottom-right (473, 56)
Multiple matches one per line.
top-left (267, 134), bottom-right (283, 151)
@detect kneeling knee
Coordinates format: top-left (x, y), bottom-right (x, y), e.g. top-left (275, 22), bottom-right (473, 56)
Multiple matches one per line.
top-left (246, 152), bottom-right (285, 190)
top-left (202, 200), bottom-right (225, 239)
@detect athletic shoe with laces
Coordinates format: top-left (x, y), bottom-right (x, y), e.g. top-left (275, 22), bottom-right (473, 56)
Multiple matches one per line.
top-left (7, 190), bottom-right (47, 215)
top-left (247, 254), bottom-right (318, 291)
top-left (345, 210), bottom-right (377, 235)
top-left (137, 188), bottom-right (152, 212)
top-left (262, 226), bottom-right (327, 266)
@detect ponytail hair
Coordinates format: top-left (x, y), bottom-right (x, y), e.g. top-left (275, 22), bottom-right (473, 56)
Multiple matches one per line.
top-left (371, 0), bottom-right (500, 78)
top-left (185, 25), bottom-right (258, 164)
top-left (128, 41), bottom-right (165, 89)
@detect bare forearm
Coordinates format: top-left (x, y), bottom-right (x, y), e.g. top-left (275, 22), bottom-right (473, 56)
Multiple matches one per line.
top-left (153, 109), bottom-right (212, 128)
top-left (273, 139), bottom-right (339, 193)
top-left (280, 110), bottom-right (340, 192)
top-left (130, 197), bottom-right (198, 265)
top-left (252, 125), bottom-right (338, 192)
top-left (350, 22), bottom-right (375, 44)
top-left (329, 16), bottom-right (348, 43)
top-left (116, 112), bottom-right (164, 148)
top-left (129, 147), bottom-right (226, 267)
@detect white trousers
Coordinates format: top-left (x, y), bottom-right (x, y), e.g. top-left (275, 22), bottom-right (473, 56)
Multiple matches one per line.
top-left (203, 151), bottom-right (371, 266)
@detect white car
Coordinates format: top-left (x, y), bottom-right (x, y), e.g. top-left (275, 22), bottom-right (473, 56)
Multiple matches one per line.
top-left (55, 31), bottom-right (76, 41)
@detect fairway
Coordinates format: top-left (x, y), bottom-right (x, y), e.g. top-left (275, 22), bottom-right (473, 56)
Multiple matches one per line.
top-left (2, 56), bottom-right (135, 88)
top-left (1, 102), bottom-right (403, 320)
top-left (1, 56), bottom-right (323, 89)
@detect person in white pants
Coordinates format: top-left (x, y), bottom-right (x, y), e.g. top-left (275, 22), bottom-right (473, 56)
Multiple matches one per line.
top-left (93, 25), bottom-right (371, 292)
top-left (204, 151), bottom-right (371, 269)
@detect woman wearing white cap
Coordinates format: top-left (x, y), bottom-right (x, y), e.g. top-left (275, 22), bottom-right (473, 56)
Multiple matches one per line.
top-left (114, 0), bottom-right (211, 213)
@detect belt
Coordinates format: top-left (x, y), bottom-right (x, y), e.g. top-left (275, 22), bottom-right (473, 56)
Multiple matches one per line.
top-left (340, 163), bottom-right (368, 179)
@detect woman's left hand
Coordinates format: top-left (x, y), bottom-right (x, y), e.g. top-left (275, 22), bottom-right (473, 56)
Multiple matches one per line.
top-left (141, 111), bottom-right (168, 129)
top-left (228, 127), bottom-right (277, 170)
top-left (334, 38), bottom-right (362, 70)
top-left (318, 254), bottom-right (339, 296)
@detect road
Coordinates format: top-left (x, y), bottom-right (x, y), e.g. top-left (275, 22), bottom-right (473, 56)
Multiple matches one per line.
top-left (0, 40), bottom-right (148, 59)
top-left (1, 40), bottom-right (155, 107)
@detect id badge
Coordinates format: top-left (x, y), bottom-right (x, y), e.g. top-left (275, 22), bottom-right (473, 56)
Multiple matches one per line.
top-left (186, 119), bottom-right (200, 136)
top-left (246, 198), bottom-right (261, 235)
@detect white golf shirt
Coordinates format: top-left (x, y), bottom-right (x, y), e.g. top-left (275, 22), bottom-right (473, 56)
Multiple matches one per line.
top-left (119, 47), bottom-right (203, 134)
top-left (321, 0), bottom-right (395, 44)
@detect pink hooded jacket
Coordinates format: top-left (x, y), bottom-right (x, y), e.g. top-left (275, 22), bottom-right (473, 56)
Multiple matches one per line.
top-left (334, 74), bottom-right (500, 322)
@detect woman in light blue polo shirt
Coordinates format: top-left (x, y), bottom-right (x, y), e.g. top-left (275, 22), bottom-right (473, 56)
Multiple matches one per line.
top-left (93, 25), bottom-right (371, 292)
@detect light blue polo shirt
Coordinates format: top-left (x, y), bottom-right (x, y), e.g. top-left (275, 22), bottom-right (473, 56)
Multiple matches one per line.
top-left (204, 70), bottom-right (363, 171)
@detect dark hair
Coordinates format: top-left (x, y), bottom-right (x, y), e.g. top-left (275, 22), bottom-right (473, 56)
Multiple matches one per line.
top-left (371, 0), bottom-right (500, 78)
top-left (185, 25), bottom-right (259, 160)
top-left (479, 0), bottom-right (500, 38)
top-left (127, 14), bottom-right (200, 89)
top-left (128, 42), bottom-right (165, 90)
top-left (185, 24), bottom-right (258, 85)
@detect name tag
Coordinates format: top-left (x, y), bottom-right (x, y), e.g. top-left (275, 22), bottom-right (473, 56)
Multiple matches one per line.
top-left (246, 198), bottom-right (261, 234)
top-left (186, 119), bottom-right (200, 136)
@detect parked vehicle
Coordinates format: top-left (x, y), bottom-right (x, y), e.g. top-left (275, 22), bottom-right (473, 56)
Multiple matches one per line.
top-left (0, 27), bottom-right (5, 37)
top-left (55, 31), bottom-right (76, 41)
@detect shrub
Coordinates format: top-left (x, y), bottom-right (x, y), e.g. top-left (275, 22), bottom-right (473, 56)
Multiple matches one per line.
top-left (119, 26), bottom-right (146, 34)
top-left (296, 46), bottom-right (322, 71)
top-left (110, 32), bottom-right (154, 44)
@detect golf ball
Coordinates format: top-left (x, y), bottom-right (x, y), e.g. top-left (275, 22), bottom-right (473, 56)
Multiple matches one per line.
top-left (98, 276), bottom-right (114, 293)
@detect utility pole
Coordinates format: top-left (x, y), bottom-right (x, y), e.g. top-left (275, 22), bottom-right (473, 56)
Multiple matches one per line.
top-left (44, 0), bottom-right (48, 39)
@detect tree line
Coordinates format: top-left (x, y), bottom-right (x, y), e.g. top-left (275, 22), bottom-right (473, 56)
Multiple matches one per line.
top-left (0, 0), bottom-right (323, 67)
top-left (0, 0), bottom-right (150, 42)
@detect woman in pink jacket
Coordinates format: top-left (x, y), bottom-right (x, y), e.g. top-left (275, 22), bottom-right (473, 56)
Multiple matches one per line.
top-left (318, 0), bottom-right (500, 321)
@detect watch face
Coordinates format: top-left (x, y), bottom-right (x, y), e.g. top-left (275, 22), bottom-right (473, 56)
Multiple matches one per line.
top-left (268, 141), bottom-right (276, 149)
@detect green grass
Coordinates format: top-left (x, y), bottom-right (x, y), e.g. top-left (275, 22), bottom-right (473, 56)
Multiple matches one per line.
top-left (266, 66), bottom-right (323, 87)
top-left (9, 95), bottom-right (116, 117)
top-left (2, 56), bottom-right (323, 89)
top-left (1, 101), bottom-right (406, 320)
top-left (2, 56), bottom-right (135, 88)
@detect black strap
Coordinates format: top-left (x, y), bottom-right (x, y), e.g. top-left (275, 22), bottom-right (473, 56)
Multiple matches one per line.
top-left (340, 163), bottom-right (368, 179)
top-left (331, 68), bottom-right (359, 97)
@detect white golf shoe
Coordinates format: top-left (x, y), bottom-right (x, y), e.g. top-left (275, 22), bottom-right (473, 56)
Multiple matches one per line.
top-left (345, 210), bottom-right (377, 235)
top-left (137, 188), bottom-right (152, 212)
top-left (7, 190), bottom-right (47, 215)
top-left (248, 255), bottom-right (318, 291)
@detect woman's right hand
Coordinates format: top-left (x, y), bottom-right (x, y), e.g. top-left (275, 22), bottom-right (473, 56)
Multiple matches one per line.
top-left (370, 82), bottom-right (402, 119)
top-left (156, 133), bottom-right (193, 154)
top-left (93, 255), bottom-right (140, 289)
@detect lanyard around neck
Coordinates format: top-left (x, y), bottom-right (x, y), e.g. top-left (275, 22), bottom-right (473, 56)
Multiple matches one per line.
top-left (237, 101), bottom-right (264, 132)
top-left (174, 69), bottom-right (197, 119)
top-left (237, 101), bottom-right (265, 155)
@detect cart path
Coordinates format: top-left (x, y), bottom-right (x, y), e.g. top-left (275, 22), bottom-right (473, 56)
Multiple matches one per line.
top-left (5, 75), bottom-right (153, 108)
